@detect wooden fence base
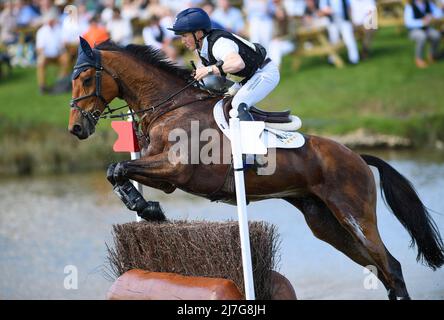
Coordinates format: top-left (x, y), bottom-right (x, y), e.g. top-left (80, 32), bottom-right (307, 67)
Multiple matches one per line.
top-left (107, 269), bottom-right (297, 300)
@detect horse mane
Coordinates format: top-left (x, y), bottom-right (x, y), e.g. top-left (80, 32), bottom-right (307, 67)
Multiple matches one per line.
top-left (95, 40), bottom-right (192, 81)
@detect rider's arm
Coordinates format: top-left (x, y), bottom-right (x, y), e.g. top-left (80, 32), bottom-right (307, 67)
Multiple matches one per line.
top-left (194, 37), bottom-right (245, 80)
top-left (212, 52), bottom-right (245, 75)
top-left (211, 37), bottom-right (245, 75)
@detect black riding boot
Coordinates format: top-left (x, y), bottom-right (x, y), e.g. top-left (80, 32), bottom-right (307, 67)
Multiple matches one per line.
top-left (237, 103), bottom-right (254, 121)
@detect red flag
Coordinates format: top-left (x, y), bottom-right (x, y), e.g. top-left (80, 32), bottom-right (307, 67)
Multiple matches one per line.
top-left (111, 121), bottom-right (140, 152)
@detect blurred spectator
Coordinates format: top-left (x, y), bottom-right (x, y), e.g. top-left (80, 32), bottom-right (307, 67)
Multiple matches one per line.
top-left (319, 0), bottom-right (360, 64)
top-left (159, 0), bottom-right (191, 13)
top-left (268, 0), bottom-right (295, 67)
top-left (101, 0), bottom-right (115, 25)
top-left (303, 0), bottom-right (329, 28)
top-left (350, 0), bottom-right (376, 59)
top-left (141, 0), bottom-right (172, 19)
top-left (61, 1), bottom-right (90, 47)
top-left (244, 0), bottom-right (275, 52)
top-left (14, 0), bottom-right (40, 66)
top-left (82, 14), bottom-right (110, 47)
top-left (404, 0), bottom-right (443, 68)
top-left (35, 0), bottom-right (58, 25)
top-left (54, 0), bottom-right (68, 13)
top-left (16, 0), bottom-right (39, 27)
top-left (36, 9), bottom-right (70, 93)
top-left (106, 7), bottom-right (133, 45)
top-left (0, 0), bottom-right (18, 46)
top-left (283, 0), bottom-right (307, 17)
top-left (211, 0), bottom-right (246, 35)
top-left (121, 0), bottom-right (143, 20)
top-left (142, 14), bottom-right (177, 60)
top-left (56, 0), bottom-right (84, 72)
top-left (201, 0), bottom-right (227, 30)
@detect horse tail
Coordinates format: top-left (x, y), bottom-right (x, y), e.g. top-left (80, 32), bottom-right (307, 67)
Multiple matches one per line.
top-left (361, 154), bottom-right (444, 270)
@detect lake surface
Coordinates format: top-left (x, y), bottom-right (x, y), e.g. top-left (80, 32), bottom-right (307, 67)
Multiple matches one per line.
top-left (1, 150), bottom-right (443, 299)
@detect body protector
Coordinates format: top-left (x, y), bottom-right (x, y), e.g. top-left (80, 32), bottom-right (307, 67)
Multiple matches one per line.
top-left (199, 29), bottom-right (267, 84)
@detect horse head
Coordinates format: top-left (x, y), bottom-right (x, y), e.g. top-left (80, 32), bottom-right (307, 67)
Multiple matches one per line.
top-left (68, 37), bottom-right (120, 140)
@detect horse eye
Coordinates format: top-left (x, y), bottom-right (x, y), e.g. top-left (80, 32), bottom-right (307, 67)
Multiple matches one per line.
top-left (83, 77), bottom-right (92, 86)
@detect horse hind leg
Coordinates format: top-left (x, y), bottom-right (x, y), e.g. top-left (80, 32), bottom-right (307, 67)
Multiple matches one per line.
top-left (317, 193), bottom-right (410, 299)
top-left (106, 162), bottom-right (166, 221)
top-left (286, 197), bottom-right (401, 298)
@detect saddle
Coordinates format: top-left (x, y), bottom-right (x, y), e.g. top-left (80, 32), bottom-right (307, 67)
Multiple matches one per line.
top-left (222, 97), bottom-right (292, 124)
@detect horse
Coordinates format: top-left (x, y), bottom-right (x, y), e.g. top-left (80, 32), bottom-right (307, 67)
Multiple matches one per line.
top-left (68, 38), bottom-right (444, 300)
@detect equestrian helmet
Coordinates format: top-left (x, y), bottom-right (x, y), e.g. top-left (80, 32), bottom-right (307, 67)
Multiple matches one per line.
top-left (168, 8), bottom-right (212, 35)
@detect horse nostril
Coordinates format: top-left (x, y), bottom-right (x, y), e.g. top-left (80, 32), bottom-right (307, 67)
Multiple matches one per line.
top-left (71, 124), bottom-right (82, 135)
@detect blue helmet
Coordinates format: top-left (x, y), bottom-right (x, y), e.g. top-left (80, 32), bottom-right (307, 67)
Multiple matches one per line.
top-left (168, 8), bottom-right (212, 35)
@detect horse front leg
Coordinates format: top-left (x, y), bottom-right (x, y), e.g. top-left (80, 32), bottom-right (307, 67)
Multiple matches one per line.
top-left (107, 152), bottom-right (191, 221)
top-left (106, 163), bottom-right (167, 221)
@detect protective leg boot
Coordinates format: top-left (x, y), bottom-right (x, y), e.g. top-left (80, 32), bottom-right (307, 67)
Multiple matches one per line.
top-left (113, 180), bottom-right (147, 212)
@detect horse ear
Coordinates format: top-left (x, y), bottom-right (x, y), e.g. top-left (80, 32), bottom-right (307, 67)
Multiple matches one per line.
top-left (79, 36), bottom-right (94, 59)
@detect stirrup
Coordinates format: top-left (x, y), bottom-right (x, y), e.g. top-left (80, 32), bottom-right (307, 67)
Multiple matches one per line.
top-left (237, 103), bottom-right (254, 121)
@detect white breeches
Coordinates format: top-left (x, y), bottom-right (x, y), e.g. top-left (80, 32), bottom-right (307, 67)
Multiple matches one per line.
top-left (327, 20), bottom-right (360, 64)
top-left (231, 60), bottom-right (280, 110)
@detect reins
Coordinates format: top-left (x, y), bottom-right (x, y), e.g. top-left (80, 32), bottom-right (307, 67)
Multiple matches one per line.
top-left (99, 78), bottom-right (200, 121)
top-left (70, 63), bottom-right (201, 125)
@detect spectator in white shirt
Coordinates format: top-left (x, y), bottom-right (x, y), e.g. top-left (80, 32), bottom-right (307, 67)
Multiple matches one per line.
top-left (142, 15), bottom-right (177, 61)
top-left (121, 0), bottom-right (144, 21)
top-left (100, 0), bottom-right (115, 25)
top-left (106, 7), bottom-right (133, 46)
top-left (349, 0), bottom-right (376, 59)
top-left (0, 0), bottom-right (18, 46)
top-left (404, 0), bottom-right (443, 68)
top-left (283, 0), bottom-right (307, 17)
top-left (319, 0), bottom-right (360, 64)
top-left (61, 4), bottom-right (90, 44)
top-left (243, 0), bottom-right (275, 52)
top-left (303, 0), bottom-right (330, 28)
top-left (61, 1), bottom-right (90, 61)
top-left (212, 0), bottom-right (246, 35)
top-left (268, 0), bottom-right (295, 67)
top-left (36, 9), bottom-right (69, 93)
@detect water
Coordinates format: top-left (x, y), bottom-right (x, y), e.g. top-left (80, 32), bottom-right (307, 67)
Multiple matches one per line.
top-left (0, 151), bottom-right (443, 300)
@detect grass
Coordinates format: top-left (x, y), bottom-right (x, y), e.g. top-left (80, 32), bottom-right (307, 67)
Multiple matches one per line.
top-left (0, 65), bottom-right (115, 131)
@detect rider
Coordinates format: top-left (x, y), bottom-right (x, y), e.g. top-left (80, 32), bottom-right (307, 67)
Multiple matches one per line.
top-left (168, 7), bottom-right (280, 121)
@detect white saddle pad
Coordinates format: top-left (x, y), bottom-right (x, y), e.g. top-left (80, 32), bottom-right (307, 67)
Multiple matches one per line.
top-left (213, 100), bottom-right (305, 149)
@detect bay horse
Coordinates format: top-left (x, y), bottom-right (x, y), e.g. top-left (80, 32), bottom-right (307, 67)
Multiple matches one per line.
top-left (68, 38), bottom-right (444, 300)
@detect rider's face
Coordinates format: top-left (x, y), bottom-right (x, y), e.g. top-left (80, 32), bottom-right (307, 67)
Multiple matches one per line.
top-left (180, 31), bottom-right (204, 50)
top-left (180, 32), bottom-right (196, 50)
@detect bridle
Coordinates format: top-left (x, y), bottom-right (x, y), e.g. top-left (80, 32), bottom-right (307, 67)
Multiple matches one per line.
top-left (70, 49), bottom-right (203, 129)
top-left (70, 49), bottom-right (126, 128)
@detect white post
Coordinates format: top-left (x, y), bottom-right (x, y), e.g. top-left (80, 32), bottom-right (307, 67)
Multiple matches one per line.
top-left (229, 109), bottom-right (255, 300)
top-left (127, 112), bottom-right (142, 222)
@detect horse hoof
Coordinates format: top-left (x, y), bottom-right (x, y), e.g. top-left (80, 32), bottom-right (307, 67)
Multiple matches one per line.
top-left (106, 163), bottom-right (118, 185)
top-left (138, 201), bottom-right (166, 222)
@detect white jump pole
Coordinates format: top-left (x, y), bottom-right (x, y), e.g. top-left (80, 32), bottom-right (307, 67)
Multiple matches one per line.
top-left (127, 111), bottom-right (142, 222)
top-left (229, 109), bottom-right (255, 300)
